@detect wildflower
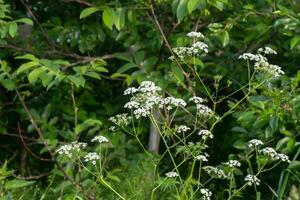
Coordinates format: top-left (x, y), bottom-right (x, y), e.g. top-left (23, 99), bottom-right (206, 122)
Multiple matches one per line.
top-left (165, 171), bottom-right (179, 178)
top-left (248, 139), bottom-right (263, 148)
top-left (109, 113), bottom-right (131, 126)
top-left (203, 166), bottom-right (227, 179)
top-left (191, 41), bottom-right (208, 54)
top-left (175, 125), bottom-right (191, 133)
top-left (259, 147), bottom-right (290, 163)
top-left (196, 104), bottom-right (213, 117)
top-left (84, 152), bottom-right (99, 165)
top-left (225, 160), bottom-right (241, 168)
top-left (189, 96), bottom-right (204, 104)
top-left (91, 135), bottom-right (109, 143)
top-left (164, 97), bottom-right (187, 110)
top-left (239, 51), bottom-right (284, 78)
top-left (200, 188), bottom-right (212, 200)
top-left (124, 101), bottom-right (140, 109)
top-left (56, 142), bottom-right (87, 157)
top-left (123, 87), bottom-right (139, 95)
top-left (198, 130), bottom-right (213, 140)
top-left (195, 154), bottom-right (208, 162)
top-left (257, 46), bottom-right (277, 55)
top-left (187, 31), bottom-right (204, 39)
top-left (109, 126), bottom-right (116, 132)
top-left (245, 174), bottom-right (260, 186)
top-left (133, 108), bottom-right (149, 119)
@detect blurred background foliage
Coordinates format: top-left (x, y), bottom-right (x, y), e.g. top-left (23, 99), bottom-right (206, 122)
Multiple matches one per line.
top-left (0, 0), bottom-right (299, 199)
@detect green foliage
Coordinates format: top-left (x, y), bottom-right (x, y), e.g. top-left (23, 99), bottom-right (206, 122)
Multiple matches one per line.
top-left (0, 0), bottom-right (299, 199)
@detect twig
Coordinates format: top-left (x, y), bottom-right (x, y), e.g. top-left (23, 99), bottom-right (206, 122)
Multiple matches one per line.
top-left (12, 172), bottom-right (51, 180)
top-left (18, 122), bottom-right (53, 162)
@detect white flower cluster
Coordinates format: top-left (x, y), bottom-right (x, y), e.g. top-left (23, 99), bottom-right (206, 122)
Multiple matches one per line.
top-left (225, 160), bottom-right (241, 168)
top-left (187, 31), bottom-right (204, 39)
top-left (56, 142), bottom-right (87, 157)
top-left (165, 171), bottom-right (179, 178)
top-left (123, 81), bottom-right (161, 96)
top-left (170, 31), bottom-right (208, 60)
top-left (195, 154), bottom-right (208, 162)
top-left (257, 46), bottom-right (277, 55)
top-left (175, 125), bottom-right (191, 133)
top-left (164, 97), bottom-right (187, 110)
top-left (200, 188), bottom-right (212, 200)
top-left (189, 96), bottom-right (213, 117)
top-left (259, 147), bottom-right (290, 163)
top-left (245, 174), bottom-right (260, 186)
top-left (84, 152), bottom-right (99, 165)
top-left (109, 113), bottom-right (131, 127)
top-left (91, 135), bottom-right (109, 143)
top-left (248, 139), bottom-right (264, 148)
top-left (239, 48), bottom-right (284, 78)
top-left (189, 96), bottom-right (204, 104)
top-left (196, 104), bottom-right (213, 117)
top-left (123, 81), bottom-right (190, 119)
top-left (198, 129), bottom-right (213, 140)
top-left (203, 166), bottom-right (227, 179)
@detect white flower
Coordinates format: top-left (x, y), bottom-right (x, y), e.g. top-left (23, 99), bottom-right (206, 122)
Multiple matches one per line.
top-left (109, 113), bottom-right (131, 126)
top-left (225, 160), bottom-right (241, 168)
top-left (196, 104), bottom-right (213, 117)
top-left (56, 142), bottom-right (87, 158)
top-left (187, 31), bottom-right (204, 39)
top-left (91, 135), bottom-right (109, 143)
top-left (245, 174), bottom-right (260, 186)
top-left (200, 188), bottom-right (212, 200)
top-left (189, 96), bottom-right (204, 104)
top-left (123, 87), bottom-right (139, 95)
top-left (124, 101), bottom-right (140, 109)
top-left (139, 81), bottom-right (161, 94)
top-left (109, 126), bottom-right (116, 132)
top-left (133, 108), bottom-right (149, 119)
top-left (84, 152), bottom-right (99, 165)
top-left (191, 41), bottom-right (208, 54)
top-left (259, 147), bottom-right (290, 163)
top-left (203, 166), bottom-right (227, 179)
top-left (165, 171), bottom-right (179, 178)
top-left (198, 129), bottom-right (213, 140)
top-left (248, 139), bottom-right (263, 148)
top-left (195, 155), bottom-right (208, 162)
top-left (257, 46), bottom-right (277, 55)
top-left (164, 97), bottom-right (187, 110)
top-left (175, 125), bottom-right (191, 133)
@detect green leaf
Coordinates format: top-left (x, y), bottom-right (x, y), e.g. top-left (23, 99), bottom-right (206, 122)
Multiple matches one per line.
top-left (16, 61), bottom-right (39, 74)
top-left (15, 54), bottom-right (39, 62)
top-left (93, 66), bottom-right (108, 73)
top-left (288, 160), bottom-right (300, 170)
top-left (0, 79), bottom-right (16, 91)
top-left (171, 64), bottom-right (184, 85)
top-left (8, 22), bottom-right (18, 37)
top-left (67, 75), bottom-right (85, 88)
top-left (4, 179), bottom-right (35, 189)
top-left (176, 0), bottom-right (188, 21)
top-left (115, 8), bottom-right (125, 31)
top-left (269, 116), bottom-right (279, 133)
top-left (103, 8), bottom-right (115, 30)
top-left (187, 0), bottom-right (201, 13)
top-left (15, 18), bottom-right (33, 25)
top-left (28, 68), bottom-right (45, 83)
top-left (290, 36), bottom-right (300, 49)
top-left (222, 31), bottom-right (230, 47)
top-left (75, 119), bottom-right (102, 135)
top-left (117, 63), bottom-right (137, 74)
top-left (79, 7), bottom-right (99, 19)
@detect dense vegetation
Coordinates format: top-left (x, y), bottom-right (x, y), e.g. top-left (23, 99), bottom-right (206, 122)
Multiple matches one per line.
top-left (0, 0), bottom-right (299, 199)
